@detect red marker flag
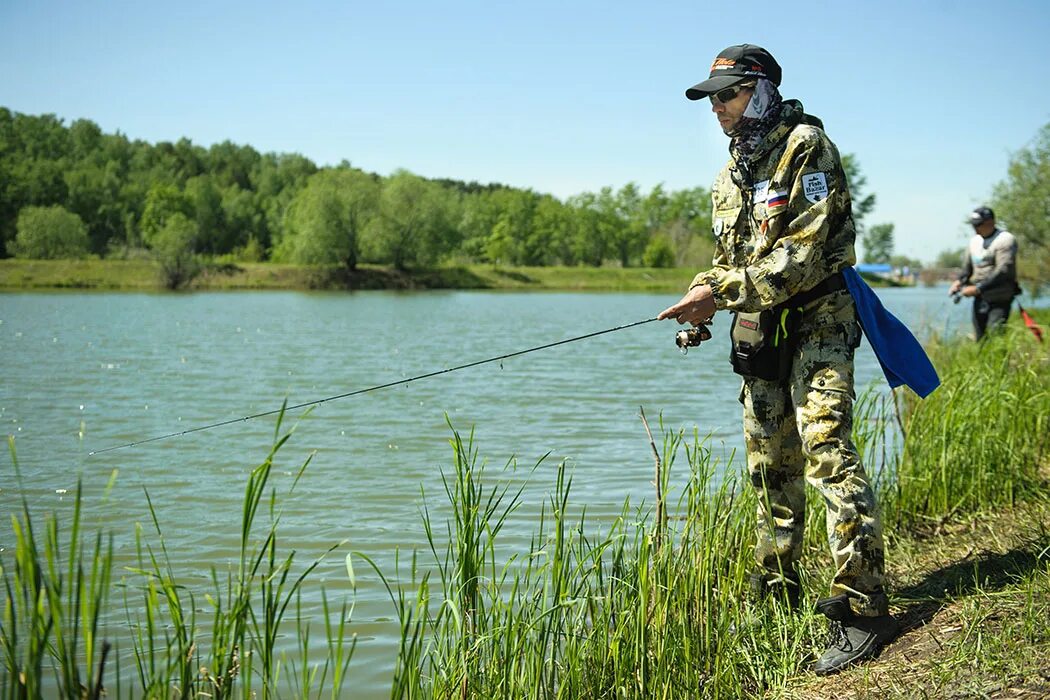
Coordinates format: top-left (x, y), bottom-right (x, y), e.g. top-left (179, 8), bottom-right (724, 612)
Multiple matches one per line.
top-left (1019, 305), bottom-right (1044, 343)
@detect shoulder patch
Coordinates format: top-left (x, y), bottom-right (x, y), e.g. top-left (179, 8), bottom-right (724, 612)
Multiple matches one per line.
top-left (802, 172), bottom-right (829, 203)
top-left (753, 179), bottom-right (769, 201)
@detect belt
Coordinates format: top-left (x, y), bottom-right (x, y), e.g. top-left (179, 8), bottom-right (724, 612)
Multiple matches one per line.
top-left (789, 271), bottom-right (846, 307)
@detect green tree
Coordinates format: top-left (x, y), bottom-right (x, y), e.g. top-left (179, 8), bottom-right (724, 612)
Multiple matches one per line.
top-left (659, 186), bottom-right (712, 267)
top-left (140, 183), bottom-right (192, 247)
top-left (992, 122), bottom-right (1050, 290)
top-left (363, 170), bottom-right (456, 270)
top-left (457, 189), bottom-right (504, 262)
top-left (278, 168), bottom-right (379, 269)
top-left (152, 212), bottom-right (199, 289)
top-left (934, 247), bottom-right (965, 269)
top-left (862, 222), bottom-right (895, 263)
top-left (64, 160), bottom-right (124, 253)
top-left (842, 154), bottom-right (876, 232)
top-left (889, 254), bottom-right (923, 271)
top-left (607, 183), bottom-right (648, 267)
top-left (533, 196), bottom-right (575, 265)
top-left (642, 235), bottom-right (675, 268)
top-left (11, 205), bottom-right (90, 259)
top-left (220, 185), bottom-right (264, 254)
top-left (184, 175), bottom-right (228, 254)
top-left (252, 152), bottom-right (318, 253)
top-left (485, 216), bottom-right (519, 265)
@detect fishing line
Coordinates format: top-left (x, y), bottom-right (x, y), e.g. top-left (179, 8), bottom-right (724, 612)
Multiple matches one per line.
top-left (89, 317), bottom-right (659, 455)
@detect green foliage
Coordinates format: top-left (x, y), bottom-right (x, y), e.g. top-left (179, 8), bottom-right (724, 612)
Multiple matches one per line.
top-left (237, 236), bottom-right (266, 262)
top-left (862, 222), bottom-right (895, 263)
top-left (362, 169), bottom-right (458, 270)
top-left (140, 183), bottom-right (192, 247)
top-left (935, 247), bottom-right (965, 269)
top-left (151, 212), bottom-right (200, 289)
top-left (0, 106), bottom-right (737, 272)
top-left (889, 254), bottom-right (923, 271)
top-left (642, 234), bottom-right (676, 268)
top-left (841, 154), bottom-right (876, 231)
top-left (885, 326), bottom-right (1049, 524)
top-left (276, 168), bottom-right (379, 268)
top-left (992, 121), bottom-right (1050, 291)
top-left (11, 204), bottom-right (90, 259)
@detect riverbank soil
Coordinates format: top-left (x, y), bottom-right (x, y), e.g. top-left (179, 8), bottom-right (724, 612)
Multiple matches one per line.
top-left (781, 486), bottom-right (1050, 699)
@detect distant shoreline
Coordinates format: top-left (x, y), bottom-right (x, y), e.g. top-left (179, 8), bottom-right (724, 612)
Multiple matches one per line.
top-left (0, 259), bottom-right (698, 293)
top-left (0, 259), bottom-right (907, 293)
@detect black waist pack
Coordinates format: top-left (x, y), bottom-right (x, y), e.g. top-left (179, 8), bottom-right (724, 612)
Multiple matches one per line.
top-left (729, 306), bottom-right (802, 381)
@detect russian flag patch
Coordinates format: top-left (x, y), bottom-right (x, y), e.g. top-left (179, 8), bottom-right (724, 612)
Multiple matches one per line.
top-left (767, 190), bottom-right (788, 209)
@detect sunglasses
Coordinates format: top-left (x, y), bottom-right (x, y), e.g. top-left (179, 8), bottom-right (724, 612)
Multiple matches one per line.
top-left (710, 83), bottom-right (754, 105)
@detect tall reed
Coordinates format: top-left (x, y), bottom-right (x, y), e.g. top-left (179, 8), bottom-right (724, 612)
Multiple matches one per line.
top-left (370, 325), bottom-right (1048, 698)
top-left (358, 420), bottom-right (828, 698)
top-left (888, 326), bottom-right (1049, 524)
top-left (2, 407), bottom-right (357, 698)
top-left (2, 438), bottom-right (114, 700)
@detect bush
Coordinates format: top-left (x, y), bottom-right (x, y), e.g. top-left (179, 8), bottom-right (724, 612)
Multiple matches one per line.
top-left (152, 213), bottom-right (200, 289)
top-left (642, 235), bottom-right (676, 268)
top-left (11, 205), bottom-right (90, 259)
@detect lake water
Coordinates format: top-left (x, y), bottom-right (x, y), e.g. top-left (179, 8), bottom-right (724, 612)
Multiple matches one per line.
top-left (0, 284), bottom-right (1036, 695)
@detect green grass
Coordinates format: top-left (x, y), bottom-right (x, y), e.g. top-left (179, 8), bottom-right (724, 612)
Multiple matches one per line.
top-left (1, 258), bottom-right (909, 293)
top-left (0, 258), bottom-right (700, 292)
top-left (887, 323), bottom-right (1049, 524)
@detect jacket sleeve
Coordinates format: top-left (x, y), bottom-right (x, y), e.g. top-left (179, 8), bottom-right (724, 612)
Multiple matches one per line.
top-left (958, 246), bottom-right (972, 284)
top-left (692, 131), bottom-right (850, 312)
top-left (976, 234), bottom-right (1017, 293)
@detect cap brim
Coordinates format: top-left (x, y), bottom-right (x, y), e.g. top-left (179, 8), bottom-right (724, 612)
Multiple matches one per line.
top-left (685, 74), bottom-right (745, 101)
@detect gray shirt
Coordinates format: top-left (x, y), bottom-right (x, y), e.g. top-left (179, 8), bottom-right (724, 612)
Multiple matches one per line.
top-left (959, 227), bottom-right (1018, 303)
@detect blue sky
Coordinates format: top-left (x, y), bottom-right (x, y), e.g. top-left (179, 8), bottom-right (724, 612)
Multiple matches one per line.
top-left (3, 0), bottom-right (1049, 262)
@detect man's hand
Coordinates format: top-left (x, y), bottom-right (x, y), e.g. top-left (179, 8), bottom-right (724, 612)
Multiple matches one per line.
top-left (658, 284), bottom-right (717, 325)
top-left (961, 284), bottom-right (981, 298)
top-left (948, 280), bottom-right (962, 295)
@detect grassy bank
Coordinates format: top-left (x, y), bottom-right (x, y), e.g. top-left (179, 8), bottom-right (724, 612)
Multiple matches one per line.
top-left (2, 317), bottom-right (1047, 698)
top-left (0, 258), bottom-right (905, 293)
top-left (0, 258), bottom-right (698, 293)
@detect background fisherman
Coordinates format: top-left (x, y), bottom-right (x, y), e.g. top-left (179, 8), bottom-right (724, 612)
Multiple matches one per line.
top-left (949, 206), bottom-right (1020, 340)
top-left (657, 44), bottom-right (898, 675)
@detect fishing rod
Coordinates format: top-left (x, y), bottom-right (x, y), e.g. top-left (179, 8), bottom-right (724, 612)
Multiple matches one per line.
top-left (89, 317), bottom-right (665, 456)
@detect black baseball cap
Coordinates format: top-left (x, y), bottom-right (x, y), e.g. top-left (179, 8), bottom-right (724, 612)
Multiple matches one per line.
top-left (685, 44), bottom-right (782, 101)
top-left (969, 206), bottom-right (995, 225)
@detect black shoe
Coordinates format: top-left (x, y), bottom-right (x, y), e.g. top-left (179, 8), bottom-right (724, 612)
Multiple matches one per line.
top-left (813, 594), bottom-right (898, 676)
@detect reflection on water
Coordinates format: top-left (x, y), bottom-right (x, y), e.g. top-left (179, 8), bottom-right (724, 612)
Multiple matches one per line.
top-left (1, 286), bottom-right (1037, 695)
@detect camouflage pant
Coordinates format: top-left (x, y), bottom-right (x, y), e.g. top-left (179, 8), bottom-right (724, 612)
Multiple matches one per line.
top-left (741, 290), bottom-right (888, 617)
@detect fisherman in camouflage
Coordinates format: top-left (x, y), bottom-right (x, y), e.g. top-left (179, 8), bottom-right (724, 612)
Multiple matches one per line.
top-left (657, 44), bottom-right (898, 675)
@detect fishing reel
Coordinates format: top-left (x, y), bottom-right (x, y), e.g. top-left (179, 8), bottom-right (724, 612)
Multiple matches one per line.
top-left (675, 323), bottom-right (711, 353)
top-left (951, 291), bottom-right (962, 304)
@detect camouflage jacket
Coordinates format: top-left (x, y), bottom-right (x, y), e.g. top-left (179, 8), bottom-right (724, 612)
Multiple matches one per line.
top-left (690, 101), bottom-right (857, 312)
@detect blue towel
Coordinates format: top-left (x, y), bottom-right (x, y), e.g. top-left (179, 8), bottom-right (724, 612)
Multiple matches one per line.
top-left (842, 267), bottom-right (940, 398)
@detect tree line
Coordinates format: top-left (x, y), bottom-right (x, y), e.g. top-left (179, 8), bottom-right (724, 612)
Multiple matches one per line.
top-left (19, 105), bottom-right (1030, 288)
top-left (0, 107), bottom-right (718, 283)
